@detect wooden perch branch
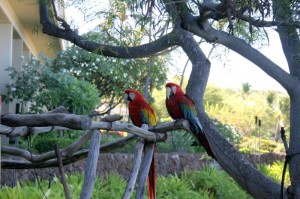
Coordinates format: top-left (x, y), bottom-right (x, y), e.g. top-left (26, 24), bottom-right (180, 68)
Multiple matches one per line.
top-left (122, 135), bottom-right (146, 199)
top-left (1, 113), bottom-right (92, 130)
top-left (0, 125), bottom-right (69, 137)
top-left (0, 118), bottom-right (188, 139)
top-left (91, 119), bottom-right (189, 133)
top-left (80, 130), bottom-right (101, 199)
top-left (1, 119), bottom-right (190, 169)
top-left (1, 130), bottom-right (93, 163)
top-left (1, 134), bottom-right (137, 169)
top-left (55, 144), bottom-right (71, 199)
top-left (136, 142), bottom-right (154, 199)
top-left (0, 114), bottom-right (122, 137)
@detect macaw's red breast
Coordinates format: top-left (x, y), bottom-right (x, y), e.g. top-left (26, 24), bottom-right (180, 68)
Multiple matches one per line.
top-left (125, 90), bottom-right (156, 127)
top-left (165, 96), bottom-right (184, 120)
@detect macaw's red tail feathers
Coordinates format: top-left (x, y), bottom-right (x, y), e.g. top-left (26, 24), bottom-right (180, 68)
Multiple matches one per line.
top-left (197, 129), bottom-right (217, 160)
top-left (147, 144), bottom-right (156, 199)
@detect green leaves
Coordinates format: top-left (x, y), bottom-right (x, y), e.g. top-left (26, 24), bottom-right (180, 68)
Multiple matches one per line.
top-left (4, 54), bottom-right (100, 115)
top-left (52, 37), bottom-right (168, 110)
top-left (0, 169), bottom-right (252, 199)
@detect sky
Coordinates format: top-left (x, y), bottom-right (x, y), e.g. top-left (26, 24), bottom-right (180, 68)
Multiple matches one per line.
top-left (66, 4), bottom-right (289, 93)
top-left (173, 29), bottom-right (289, 93)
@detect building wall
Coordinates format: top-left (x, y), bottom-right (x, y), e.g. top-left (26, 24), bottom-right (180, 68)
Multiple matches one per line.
top-left (0, 23), bottom-right (13, 114)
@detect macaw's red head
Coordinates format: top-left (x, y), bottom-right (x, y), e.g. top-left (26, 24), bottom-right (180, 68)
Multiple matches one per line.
top-left (166, 82), bottom-right (185, 99)
top-left (124, 89), bottom-right (145, 103)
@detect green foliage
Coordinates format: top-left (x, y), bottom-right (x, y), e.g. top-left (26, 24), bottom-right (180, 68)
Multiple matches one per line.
top-left (1, 168), bottom-right (253, 199)
top-left (18, 130), bottom-right (88, 153)
top-left (52, 15), bottom-right (169, 110)
top-left (100, 133), bottom-right (136, 153)
top-left (3, 55), bottom-right (100, 114)
top-left (157, 130), bottom-right (198, 153)
top-left (205, 85), bottom-right (290, 139)
top-left (204, 84), bottom-right (225, 106)
top-left (239, 137), bottom-right (284, 153)
top-left (212, 118), bottom-right (241, 145)
top-left (2, 57), bottom-right (41, 107)
top-left (35, 68), bottom-right (99, 114)
top-left (180, 166), bottom-right (252, 199)
top-left (0, 181), bottom-right (46, 199)
top-left (156, 175), bottom-right (208, 199)
top-left (258, 161), bottom-right (290, 187)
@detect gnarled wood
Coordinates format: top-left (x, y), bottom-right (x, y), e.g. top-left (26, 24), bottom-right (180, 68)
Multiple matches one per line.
top-left (1, 113), bottom-right (91, 130)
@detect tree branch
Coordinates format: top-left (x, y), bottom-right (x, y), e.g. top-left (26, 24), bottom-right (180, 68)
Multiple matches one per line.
top-left (39, 0), bottom-right (178, 59)
top-left (179, 13), bottom-right (295, 92)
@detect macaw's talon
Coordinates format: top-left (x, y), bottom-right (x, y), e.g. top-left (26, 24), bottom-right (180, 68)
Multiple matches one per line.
top-left (152, 124), bottom-right (158, 132)
top-left (158, 132), bottom-right (168, 142)
top-left (173, 119), bottom-right (186, 128)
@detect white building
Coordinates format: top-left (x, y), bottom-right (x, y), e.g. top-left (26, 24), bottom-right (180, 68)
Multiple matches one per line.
top-left (0, 0), bottom-right (65, 114)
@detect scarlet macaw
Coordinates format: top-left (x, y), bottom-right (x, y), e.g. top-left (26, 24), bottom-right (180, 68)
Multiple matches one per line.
top-left (165, 82), bottom-right (216, 159)
top-left (124, 89), bottom-right (156, 199)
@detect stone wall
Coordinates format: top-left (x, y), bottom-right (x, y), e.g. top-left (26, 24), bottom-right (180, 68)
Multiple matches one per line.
top-left (1, 152), bottom-right (285, 186)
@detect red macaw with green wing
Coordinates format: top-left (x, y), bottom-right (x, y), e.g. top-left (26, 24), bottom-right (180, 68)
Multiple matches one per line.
top-left (165, 82), bottom-right (216, 160)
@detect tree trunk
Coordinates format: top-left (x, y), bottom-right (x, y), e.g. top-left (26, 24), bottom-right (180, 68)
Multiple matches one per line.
top-left (177, 28), bottom-right (284, 198)
top-left (287, 92), bottom-right (300, 198)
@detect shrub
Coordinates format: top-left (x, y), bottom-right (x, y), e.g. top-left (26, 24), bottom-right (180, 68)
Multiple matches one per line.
top-left (239, 136), bottom-right (284, 153)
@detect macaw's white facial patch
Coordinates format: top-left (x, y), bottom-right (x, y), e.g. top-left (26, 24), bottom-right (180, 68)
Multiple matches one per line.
top-left (171, 86), bottom-right (177, 95)
top-left (129, 92), bottom-right (136, 101)
top-left (166, 87), bottom-right (171, 99)
top-left (124, 93), bottom-right (129, 101)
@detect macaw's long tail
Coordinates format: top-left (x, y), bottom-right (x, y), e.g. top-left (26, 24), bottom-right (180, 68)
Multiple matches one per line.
top-left (197, 129), bottom-right (217, 160)
top-left (189, 118), bottom-right (217, 160)
top-left (147, 144), bottom-right (156, 199)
